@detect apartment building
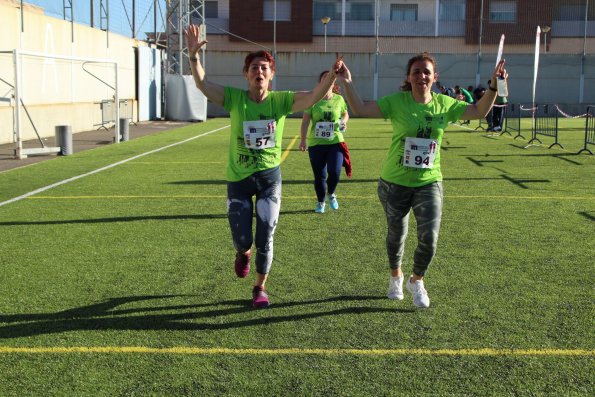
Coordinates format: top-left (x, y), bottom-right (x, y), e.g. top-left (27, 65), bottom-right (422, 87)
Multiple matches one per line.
top-left (198, 0), bottom-right (595, 54)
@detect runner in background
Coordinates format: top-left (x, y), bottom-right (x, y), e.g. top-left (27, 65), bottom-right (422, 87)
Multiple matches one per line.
top-left (300, 71), bottom-right (350, 213)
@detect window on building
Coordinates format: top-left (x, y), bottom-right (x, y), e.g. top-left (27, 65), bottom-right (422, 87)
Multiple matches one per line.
top-left (557, 5), bottom-right (586, 21)
top-left (263, 0), bottom-right (291, 22)
top-left (489, 1), bottom-right (517, 23)
top-left (439, 0), bottom-right (465, 21)
top-left (205, 1), bottom-right (218, 18)
top-left (391, 4), bottom-right (418, 21)
top-left (313, 1), bottom-right (338, 20)
top-left (349, 3), bottom-right (374, 21)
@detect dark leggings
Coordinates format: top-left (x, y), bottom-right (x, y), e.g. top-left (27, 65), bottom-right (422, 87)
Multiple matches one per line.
top-left (227, 166), bottom-right (282, 275)
top-left (308, 143), bottom-right (344, 202)
top-left (377, 179), bottom-right (443, 277)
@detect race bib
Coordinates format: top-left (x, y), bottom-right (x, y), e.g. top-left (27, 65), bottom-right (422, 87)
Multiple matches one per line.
top-left (314, 121), bottom-right (335, 140)
top-left (243, 119), bottom-right (277, 149)
top-left (403, 137), bottom-right (438, 168)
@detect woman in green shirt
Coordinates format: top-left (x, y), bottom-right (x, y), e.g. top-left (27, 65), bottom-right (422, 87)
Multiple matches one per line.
top-left (185, 24), bottom-right (341, 308)
top-left (299, 71), bottom-right (350, 213)
top-left (336, 53), bottom-right (507, 308)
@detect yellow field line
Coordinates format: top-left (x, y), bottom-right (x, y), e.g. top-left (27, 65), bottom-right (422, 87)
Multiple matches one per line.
top-left (280, 135), bottom-right (299, 163)
top-left (0, 346), bottom-right (592, 356)
top-left (26, 195), bottom-right (595, 200)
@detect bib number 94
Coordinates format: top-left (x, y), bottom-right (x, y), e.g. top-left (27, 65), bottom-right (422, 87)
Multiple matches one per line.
top-left (403, 137), bottom-right (438, 169)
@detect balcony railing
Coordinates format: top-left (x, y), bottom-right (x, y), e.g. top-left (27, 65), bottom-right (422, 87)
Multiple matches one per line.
top-left (312, 19), bottom-right (465, 37)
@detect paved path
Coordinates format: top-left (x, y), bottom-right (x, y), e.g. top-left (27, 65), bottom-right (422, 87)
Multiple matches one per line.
top-left (0, 120), bottom-right (193, 172)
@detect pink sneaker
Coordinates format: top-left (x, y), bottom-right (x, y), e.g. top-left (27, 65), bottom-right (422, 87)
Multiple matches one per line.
top-left (252, 286), bottom-right (270, 308)
top-left (234, 251), bottom-right (251, 278)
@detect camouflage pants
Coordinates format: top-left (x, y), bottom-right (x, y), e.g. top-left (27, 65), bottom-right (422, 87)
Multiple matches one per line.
top-left (377, 178), bottom-right (443, 277)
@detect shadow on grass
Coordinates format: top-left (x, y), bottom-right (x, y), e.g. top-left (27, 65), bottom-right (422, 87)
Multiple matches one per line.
top-left (0, 210), bottom-right (321, 226)
top-left (500, 174), bottom-right (550, 189)
top-left (170, 178), bottom-right (381, 186)
top-left (0, 294), bottom-right (413, 338)
top-left (579, 211), bottom-right (595, 222)
top-left (468, 151), bottom-right (586, 165)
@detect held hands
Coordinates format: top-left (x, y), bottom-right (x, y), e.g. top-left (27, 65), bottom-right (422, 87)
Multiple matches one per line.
top-left (184, 24), bottom-right (207, 58)
top-left (493, 59), bottom-right (508, 83)
top-left (334, 58), bottom-right (351, 83)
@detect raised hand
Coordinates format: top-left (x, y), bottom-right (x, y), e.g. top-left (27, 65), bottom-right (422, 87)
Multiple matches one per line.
top-left (335, 58), bottom-right (351, 83)
top-left (493, 59), bottom-right (508, 82)
top-left (184, 24), bottom-right (207, 58)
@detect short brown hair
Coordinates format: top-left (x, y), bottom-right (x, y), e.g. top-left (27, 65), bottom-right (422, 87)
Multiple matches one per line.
top-left (400, 52), bottom-right (438, 91)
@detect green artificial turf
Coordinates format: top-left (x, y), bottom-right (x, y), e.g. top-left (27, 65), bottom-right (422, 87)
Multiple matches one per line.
top-left (0, 117), bottom-right (593, 396)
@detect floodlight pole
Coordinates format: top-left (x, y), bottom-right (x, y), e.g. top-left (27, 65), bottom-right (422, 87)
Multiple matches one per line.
top-left (321, 17), bottom-right (331, 52)
top-left (542, 26), bottom-right (551, 53)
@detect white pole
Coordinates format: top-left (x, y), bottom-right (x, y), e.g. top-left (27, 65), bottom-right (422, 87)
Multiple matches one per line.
top-left (273, 0), bottom-right (277, 90)
top-left (114, 61), bottom-right (120, 143)
top-left (533, 26), bottom-right (541, 131)
top-left (580, 0), bottom-right (588, 103)
top-left (476, 0), bottom-right (484, 87)
top-left (434, 0), bottom-right (439, 37)
top-left (373, 0), bottom-right (379, 100)
top-left (13, 49), bottom-right (23, 159)
top-left (341, 0), bottom-right (346, 36)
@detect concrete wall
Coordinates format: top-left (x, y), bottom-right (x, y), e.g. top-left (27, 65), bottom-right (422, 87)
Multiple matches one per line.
top-left (204, 51), bottom-right (595, 116)
top-left (1, 0), bottom-right (593, 146)
top-left (0, 0), bottom-right (143, 145)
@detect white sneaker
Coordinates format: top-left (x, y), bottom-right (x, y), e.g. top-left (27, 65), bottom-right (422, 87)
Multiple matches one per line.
top-left (406, 278), bottom-right (430, 308)
top-left (387, 275), bottom-right (404, 300)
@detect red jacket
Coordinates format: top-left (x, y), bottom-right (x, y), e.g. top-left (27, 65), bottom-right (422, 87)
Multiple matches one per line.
top-left (338, 142), bottom-right (352, 178)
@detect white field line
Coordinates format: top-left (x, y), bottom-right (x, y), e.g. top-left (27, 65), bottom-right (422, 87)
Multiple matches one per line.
top-left (0, 125), bottom-right (230, 208)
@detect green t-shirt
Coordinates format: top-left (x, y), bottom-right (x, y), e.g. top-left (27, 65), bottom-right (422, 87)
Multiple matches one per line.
top-left (495, 95), bottom-right (508, 105)
top-left (377, 91), bottom-right (467, 187)
top-left (223, 87), bottom-right (294, 182)
top-left (304, 94), bottom-right (347, 147)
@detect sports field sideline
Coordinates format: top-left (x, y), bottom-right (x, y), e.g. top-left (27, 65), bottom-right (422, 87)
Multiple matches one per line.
top-left (0, 117), bottom-right (593, 395)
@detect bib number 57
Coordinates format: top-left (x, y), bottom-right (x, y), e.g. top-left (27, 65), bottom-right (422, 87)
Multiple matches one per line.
top-left (255, 137), bottom-right (269, 147)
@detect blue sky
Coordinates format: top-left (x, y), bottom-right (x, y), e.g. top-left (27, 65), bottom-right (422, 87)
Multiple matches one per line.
top-left (24, 0), bottom-right (166, 41)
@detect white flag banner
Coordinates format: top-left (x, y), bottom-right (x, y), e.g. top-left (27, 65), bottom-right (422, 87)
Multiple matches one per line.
top-left (533, 26), bottom-right (541, 108)
top-left (495, 34), bottom-right (505, 67)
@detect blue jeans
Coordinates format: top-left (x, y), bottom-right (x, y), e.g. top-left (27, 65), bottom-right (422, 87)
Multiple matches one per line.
top-left (308, 143), bottom-right (344, 202)
top-left (377, 179), bottom-right (443, 277)
top-left (227, 166), bottom-right (281, 275)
